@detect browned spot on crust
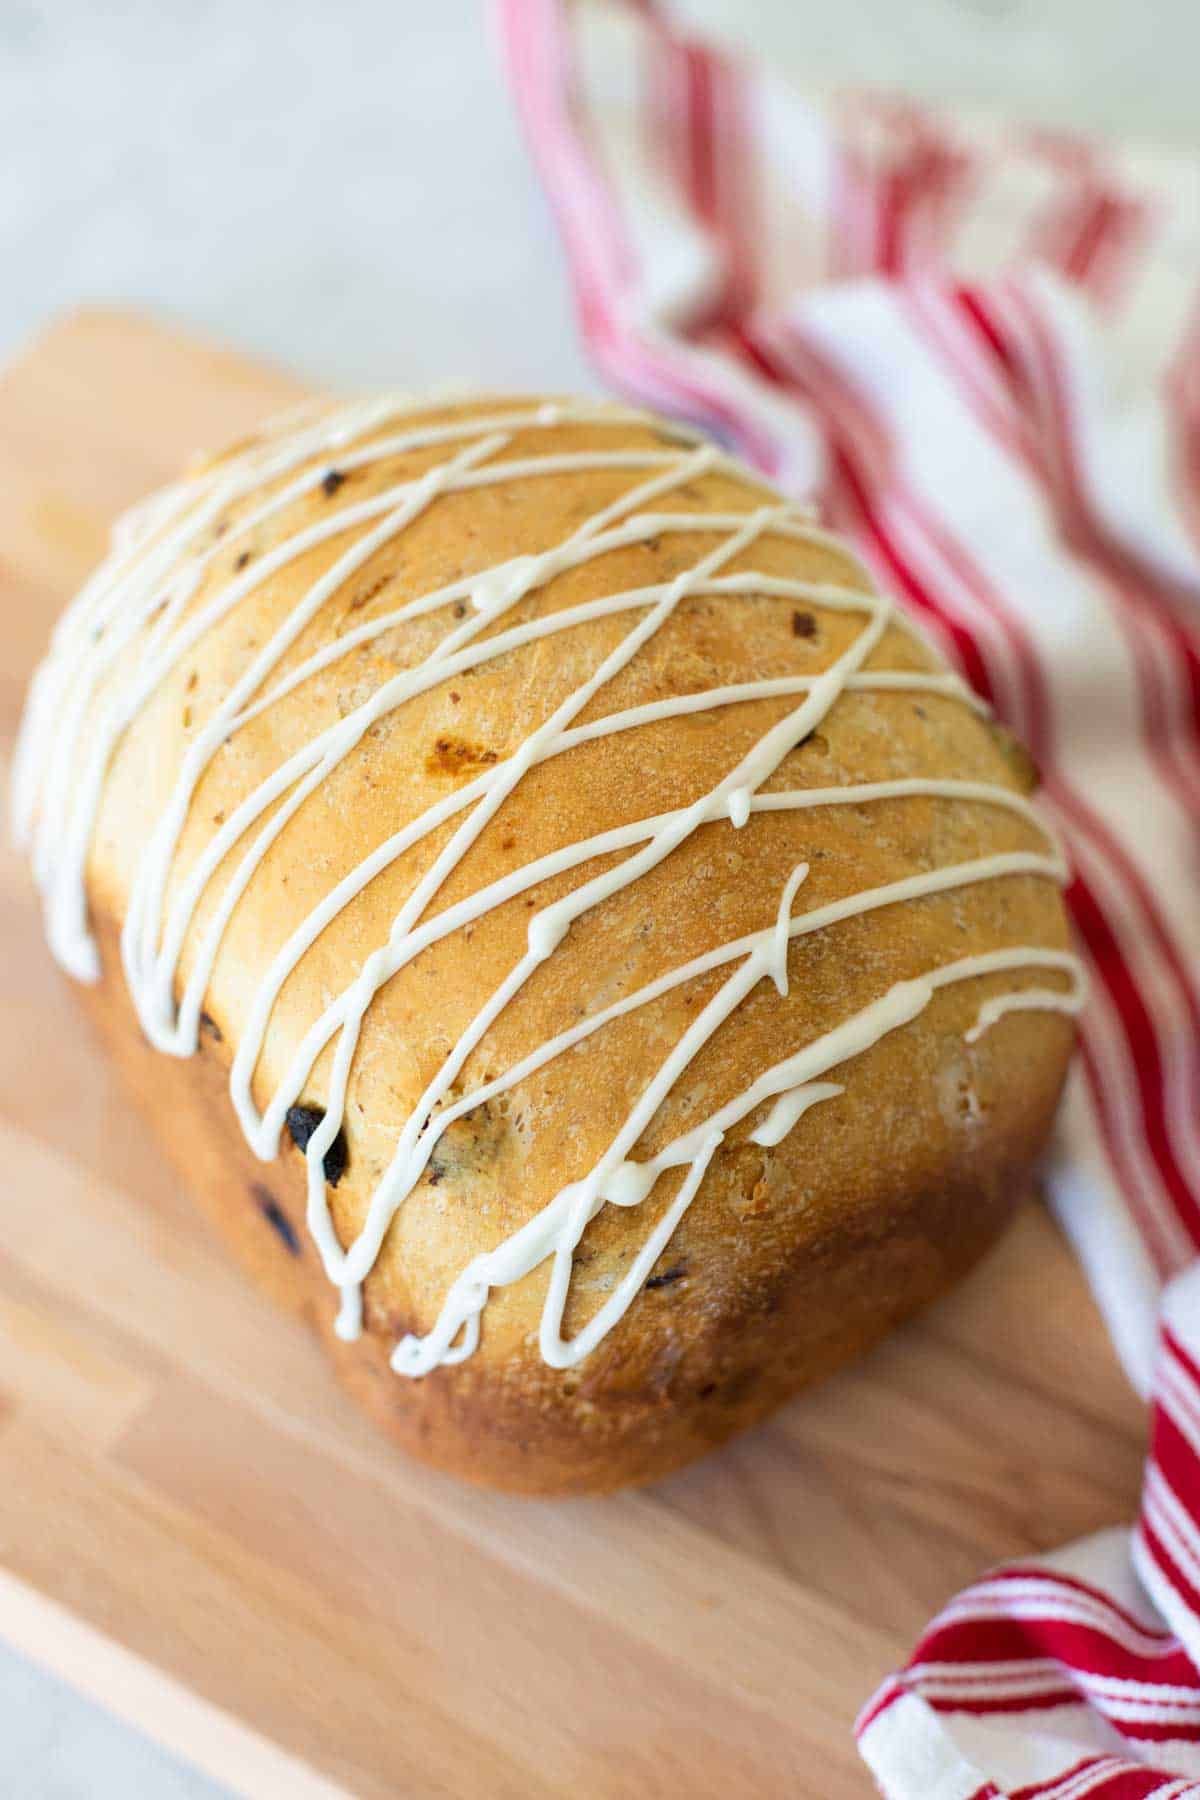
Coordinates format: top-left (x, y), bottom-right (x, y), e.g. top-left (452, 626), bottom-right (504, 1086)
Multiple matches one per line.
top-left (987, 717), bottom-right (1041, 793)
top-left (426, 736), bottom-right (500, 777)
top-left (349, 573), bottom-right (390, 612)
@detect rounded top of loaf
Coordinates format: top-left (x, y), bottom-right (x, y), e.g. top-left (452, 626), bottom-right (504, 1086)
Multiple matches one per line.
top-left (16, 391), bottom-right (1079, 1485)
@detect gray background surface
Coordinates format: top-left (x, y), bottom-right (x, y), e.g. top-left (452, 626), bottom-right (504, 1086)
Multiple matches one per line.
top-left (1, 0), bottom-right (1194, 1792)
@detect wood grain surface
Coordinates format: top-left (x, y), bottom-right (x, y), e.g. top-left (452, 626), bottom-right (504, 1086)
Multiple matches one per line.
top-left (0, 310), bottom-right (1149, 1799)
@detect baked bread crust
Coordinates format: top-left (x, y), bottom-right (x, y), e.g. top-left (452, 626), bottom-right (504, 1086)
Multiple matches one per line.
top-left (17, 395), bottom-right (1080, 1494)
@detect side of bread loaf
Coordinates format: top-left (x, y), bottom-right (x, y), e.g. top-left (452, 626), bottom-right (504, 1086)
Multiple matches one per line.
top-left (16, 394), bottom-right (1081, 1493)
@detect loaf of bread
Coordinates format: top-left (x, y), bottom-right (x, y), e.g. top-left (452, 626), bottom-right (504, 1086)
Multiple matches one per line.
top-left (13, 393), bottom-right (1083, 1494)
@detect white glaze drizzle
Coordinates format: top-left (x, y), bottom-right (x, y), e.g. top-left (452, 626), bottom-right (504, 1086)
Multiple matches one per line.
top-left (13, 394), bottom-right (1087, 1377)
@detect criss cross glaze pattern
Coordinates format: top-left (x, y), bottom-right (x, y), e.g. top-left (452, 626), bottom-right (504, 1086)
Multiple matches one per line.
top-left (13, 397), bottom-right (1086, 1375)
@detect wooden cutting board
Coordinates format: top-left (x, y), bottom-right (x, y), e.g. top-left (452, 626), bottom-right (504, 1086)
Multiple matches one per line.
top-left (0, 310), bottom-right (1148, 1800)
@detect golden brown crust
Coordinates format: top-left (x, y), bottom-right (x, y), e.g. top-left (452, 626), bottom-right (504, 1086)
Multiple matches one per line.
top-left (43, 395), bottom-right (1074, 1493)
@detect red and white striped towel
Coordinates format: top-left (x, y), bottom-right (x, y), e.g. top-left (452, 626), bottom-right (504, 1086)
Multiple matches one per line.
top-left (495, 2), bottom-right (1200, 1793)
